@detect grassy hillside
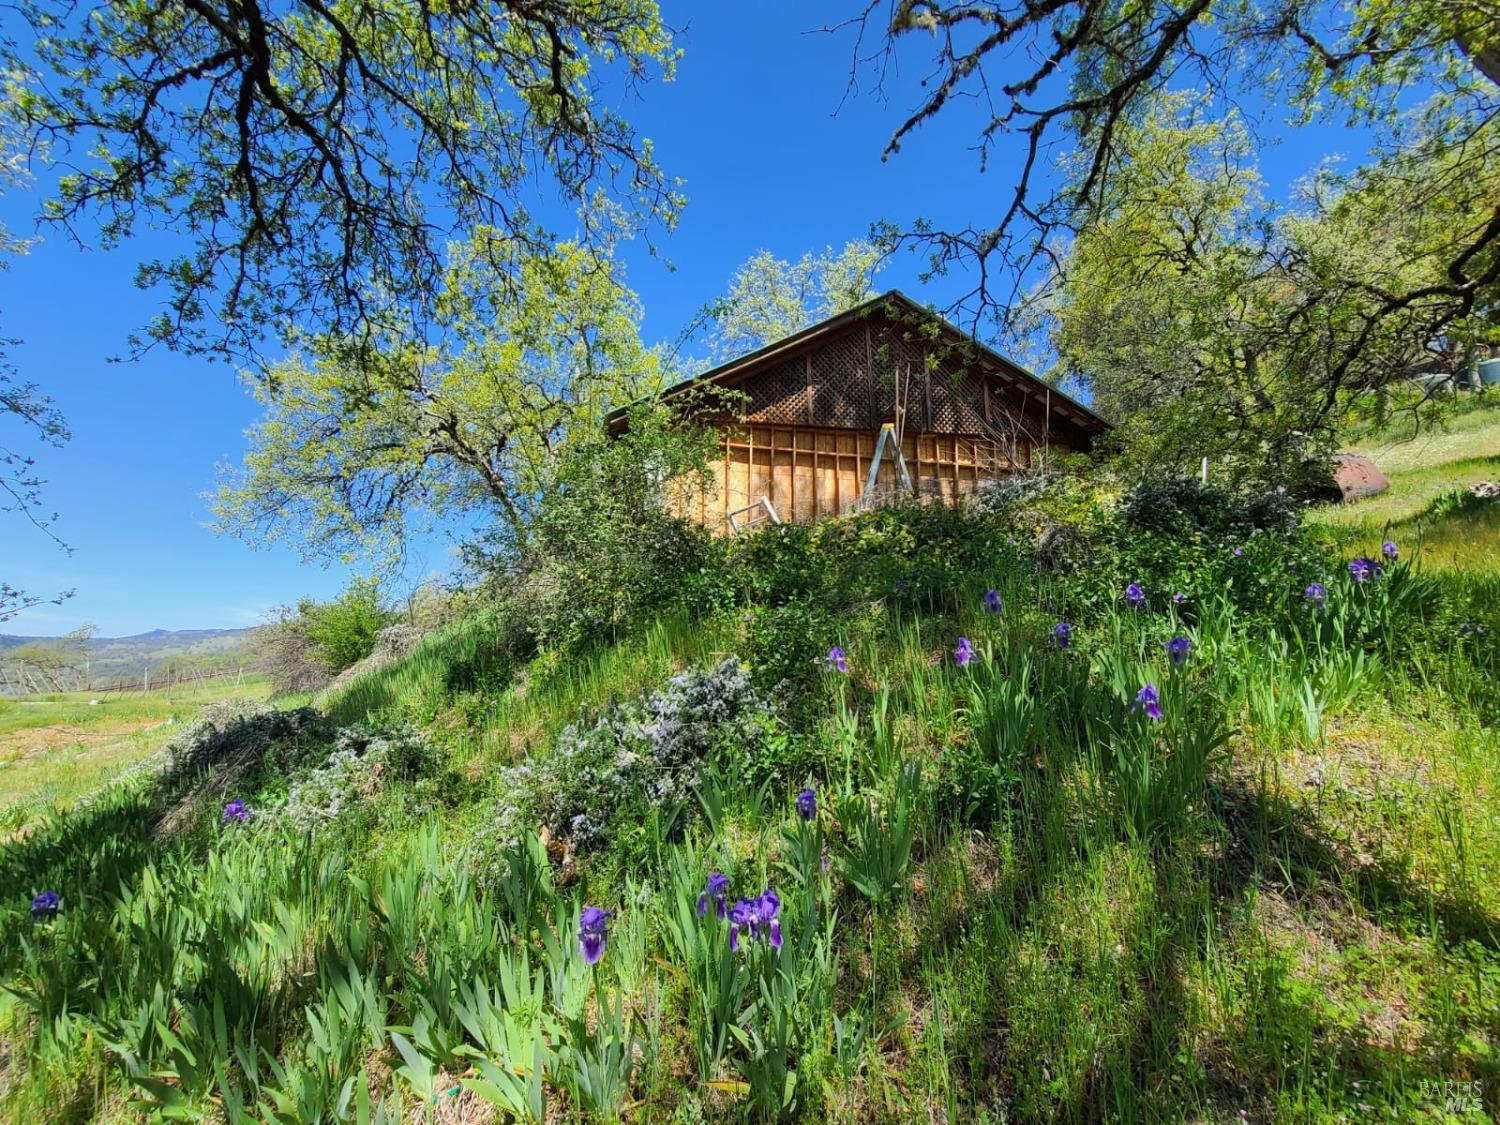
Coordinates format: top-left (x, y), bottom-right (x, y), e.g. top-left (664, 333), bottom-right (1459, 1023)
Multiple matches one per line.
top-left (1312, 396), bottom-right (1500, 572)
top-left (0, 628), bottom-right (257, 694)
top-left (1, 488), bottom-right (1497, 1121)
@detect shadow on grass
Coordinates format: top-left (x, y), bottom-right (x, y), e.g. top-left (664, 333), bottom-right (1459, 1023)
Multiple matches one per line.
top-left (886, 762), bottom-right (1500, 1120)
top-left (1212, 779), bottom-right (1500, 951)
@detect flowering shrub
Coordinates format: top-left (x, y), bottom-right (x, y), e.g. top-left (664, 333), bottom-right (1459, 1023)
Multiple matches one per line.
top-left (280, 722), bottom-right (439, 833)
top-left (528, 658), bottom-right (768, 853)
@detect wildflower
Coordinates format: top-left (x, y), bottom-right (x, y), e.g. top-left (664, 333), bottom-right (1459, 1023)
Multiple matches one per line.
top-left (222, 799), bottom-right (249, 823)
top-left (796, 787), bottom-right (817, 822)
top-left (578, 906), bottom-right (610, 965)
top-left (1172, 592), bottom-right (1186, 605)
top-left (1134, 683), bottom-right (1164, 720)
top-left (728, 889), bottom-right (782, 952)
top-left (1165, 636), bottom-right (1192, 668)
top-left (1304, 582), bottom-right (1327, 608)
top-left (1125, 583), bottom-right (1146, 609)
top-left (983, 588), bottom-right (1003, 614)
top-left (1347, 558), bottom-right (1378, 582)
top-left (1382, 540), bottom-right (1399, 561)
top-left (1233, 547), bottom-right (1244, 557)
top-left (1459, 622), bottom-right (1487, 636)
top-left (1052, 622), bottom-right (1072, 650)
top-left (826, 646), bottom-right (848, 674)
top-left (697, 872), bottom-right (730, 919)
top-left (954, 637), bottom-right (974, 667)
top-left (30, 891), bottom-right (60, 921)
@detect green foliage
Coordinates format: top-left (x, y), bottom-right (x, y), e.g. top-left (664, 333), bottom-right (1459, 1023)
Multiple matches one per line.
top-left (301, 579), bottom-right (392, 673)
top-left (1117, 476), bottom-right (1302, 539)
top-left (6, 492), bottom-right (1500, 1121)
top-left (1035, 91), bottom-right (1500, 489)
top-left (839, 763), bottom-right (919, 903)
top-left (214, 240), bottom-right (667, 566)
top-left (693, 240), bottom-right (887, 364)
top-left (2, 0), bottom-right (679, 359)
top-left (520, 397), bottom-right (730, 650)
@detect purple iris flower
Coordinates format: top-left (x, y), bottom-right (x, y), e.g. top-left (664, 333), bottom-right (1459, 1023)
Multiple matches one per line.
top-left (1165, 636), bottom-right (1192, 668)
top-left (827, 646), bottom-right (847, 674)
top-left (30, 891), bottom-right (60, 921)
top-left (796, 787), bottom-right (817, 822)
top-left (954, 637), bottom-right (974, 667)
top-left (222, 799), bottom-right (249, 822)
top-left (1305, 582), bottom-right (1327, 608)
top-left (1125, 583), bottom-right (1146, 609)
top-left (1348, 558), bottom-right (1378, 582)
top-left (1233, 547), bottom-right (1244, 557)
top-left (578, 906), bottom-right (610, 964)
top-left (1172, 592), bottom-right (1186, 605)
top-left (1382, 540), bottom-right (1398, 561)
top-left (1052, 622), bottom-right (1072, 650)
top-left (1134, 683), bottom-right (1164, 720)
top-left (698, 872), bottom-right (730, 919)
top-left (983, 589), bottom-right (1003, 614)
top-left (728, 889), bottom-right (782, 952)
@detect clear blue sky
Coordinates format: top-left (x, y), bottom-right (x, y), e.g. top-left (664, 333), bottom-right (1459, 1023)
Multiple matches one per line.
top-left (0, 2), bottom-right (1376, 636)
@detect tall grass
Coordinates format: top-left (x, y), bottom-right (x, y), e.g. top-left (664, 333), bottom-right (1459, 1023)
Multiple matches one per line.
top-left (2, 538), bottom-right (1498, 1121)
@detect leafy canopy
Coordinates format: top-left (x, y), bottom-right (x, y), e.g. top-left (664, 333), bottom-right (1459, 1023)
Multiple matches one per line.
top-left (212, 237), bottom-right (668, 566)
top-left (852, 0), bottom-right (1500, 378)
top-left (689, 240), bottom-right (887, 364)
top-left (1035, 91), bottom-right (1500, 486)
top-left (2, 0), bottom-right (680, 360)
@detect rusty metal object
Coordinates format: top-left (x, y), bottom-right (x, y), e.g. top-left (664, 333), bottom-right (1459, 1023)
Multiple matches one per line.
top-left (1332, 453), bottom-right (1390, 503)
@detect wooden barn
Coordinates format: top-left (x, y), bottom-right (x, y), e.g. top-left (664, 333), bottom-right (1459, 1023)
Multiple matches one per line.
top-left (608, 290), bottom-right (1109, 531)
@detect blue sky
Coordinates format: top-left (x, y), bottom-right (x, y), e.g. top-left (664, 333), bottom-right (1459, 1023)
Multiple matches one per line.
top-left (0, 2), bottom-right (1376, 636)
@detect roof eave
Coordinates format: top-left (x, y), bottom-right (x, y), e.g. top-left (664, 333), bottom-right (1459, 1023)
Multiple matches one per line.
top-left (607, 289), bottom-right (1111, 436)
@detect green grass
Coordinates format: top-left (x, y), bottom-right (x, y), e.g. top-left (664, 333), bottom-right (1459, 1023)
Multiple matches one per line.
top-left (0, 677), bottom-right (272, 830)
top-left (1312, 397), bottom-right (1500, 573)
top-left (0, 526), bottom-right (1496, 1120)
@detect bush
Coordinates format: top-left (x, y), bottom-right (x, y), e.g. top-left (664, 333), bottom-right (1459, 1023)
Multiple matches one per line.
top-left (510, 399), bottom-right (732, 651)
top-left (484, 658), bottom-right (768, 857)
top-left (157, 699), bottom-right (325, 790)
top-left (255, 578), bottom-right (394, 691)
top-left (1117, 475), bottom-right (1302, 538)
top-left (280, 722), bottom-right (441, 832)
top-left (301, 578), bottom-right (393, 672)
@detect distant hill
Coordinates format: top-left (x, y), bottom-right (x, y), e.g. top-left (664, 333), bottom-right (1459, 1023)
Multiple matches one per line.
top-left (0, 627), bottom-right (257, 692)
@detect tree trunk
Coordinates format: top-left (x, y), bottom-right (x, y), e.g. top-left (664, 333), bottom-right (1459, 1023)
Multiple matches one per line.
top-left (1458, 25), bottom-right (1500, 86)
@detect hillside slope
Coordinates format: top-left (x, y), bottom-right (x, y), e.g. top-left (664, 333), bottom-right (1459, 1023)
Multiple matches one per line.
top-left (1313, 396), bottom-right (1500, 572)
top-left (0, 627), bottom-right (256, 693)
top-left (1, 495), bottom-right (1497, 1122)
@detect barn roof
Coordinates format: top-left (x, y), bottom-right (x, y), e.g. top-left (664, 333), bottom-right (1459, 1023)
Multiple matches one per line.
top-left (605, 289), bottom-right (1110, 436)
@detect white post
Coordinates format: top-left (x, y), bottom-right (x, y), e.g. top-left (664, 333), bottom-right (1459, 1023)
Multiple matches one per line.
top-left (1201, 456), bottom-right (1209, 484)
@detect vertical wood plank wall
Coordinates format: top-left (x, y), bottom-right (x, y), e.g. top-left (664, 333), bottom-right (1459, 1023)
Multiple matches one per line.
top-left (669, 424), bottom-right (1044, 529)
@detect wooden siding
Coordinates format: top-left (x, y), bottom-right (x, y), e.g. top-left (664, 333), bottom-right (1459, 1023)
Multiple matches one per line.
top-left (669, 423), bottom-right (1059, 530)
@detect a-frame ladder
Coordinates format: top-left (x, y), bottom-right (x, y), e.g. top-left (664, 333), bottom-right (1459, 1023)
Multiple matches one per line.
top-left (859, 422), bottom-right (914, 505)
